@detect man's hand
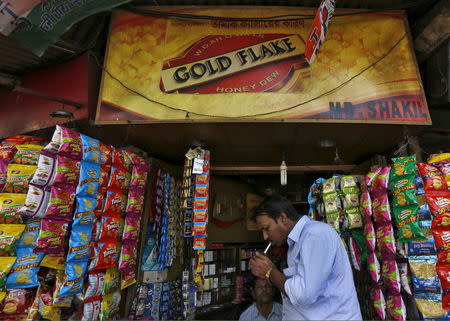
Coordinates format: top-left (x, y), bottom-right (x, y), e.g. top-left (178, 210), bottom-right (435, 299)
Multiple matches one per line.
top-left (249, 252), bottom-right (276, 279)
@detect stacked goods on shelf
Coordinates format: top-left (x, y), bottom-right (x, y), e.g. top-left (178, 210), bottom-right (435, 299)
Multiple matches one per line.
top-left (417, 154), bottom-right (450, 314)
top-left (0, 126), bottom-right (149, 321)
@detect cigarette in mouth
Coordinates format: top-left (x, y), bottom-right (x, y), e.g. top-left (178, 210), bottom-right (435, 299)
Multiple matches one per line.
top-left (263, 242), bottom-right (272, 254)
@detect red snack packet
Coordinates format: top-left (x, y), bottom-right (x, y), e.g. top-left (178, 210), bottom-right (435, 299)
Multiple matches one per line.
top-left (44, 185), bottom-right (76, 221)
top-left (436, 264), bottom-right (450, 310)
top-left (104, 191), bottom-right (127, 215)
top-left (89, 243), bottom-right (120, 270)
top-left (418, 163), bottom-right (448, 191)
top-left (98, 216), bottom-right (121, 242)
top-left (0, 288), bottom-right (34, 317)
top-left (431, 229), bottom-right (450, 264)
top-left (59, 126), bottom-right (82, 160)
top-left (100, 143), bottom-right (112, 165)
top-left (112, 149), bottom-right (126, 171)
top-left (34, 219), bottom-right (69, 254)
top-left (0, 144), bottom-right (17, 161)
top-left (107, 167), bottom-right (131, 192)
top-left (2, 136), bottom-right (33, 145)
top-left (123, 151), bottom-right (147, 170)
top-left (125, 190), bottom-right (145, 216)
top-left (99, 164), bottom-right (111, 190)
top-left (94, 194), bottom-right (104, 219)
top-left (426, 190), bottom-right (450, 216)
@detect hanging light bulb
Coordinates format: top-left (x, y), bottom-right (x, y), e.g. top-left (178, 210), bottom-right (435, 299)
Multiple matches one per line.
top-left (280, 160), bottom-right (287, 186)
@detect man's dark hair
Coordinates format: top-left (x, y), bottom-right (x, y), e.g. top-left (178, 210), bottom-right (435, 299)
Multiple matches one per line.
top-left (253, 194), bottom-right (301, 222)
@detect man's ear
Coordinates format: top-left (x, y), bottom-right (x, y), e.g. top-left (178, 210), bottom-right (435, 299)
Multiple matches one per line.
top-left (280, 213), bottom-right (289, 225)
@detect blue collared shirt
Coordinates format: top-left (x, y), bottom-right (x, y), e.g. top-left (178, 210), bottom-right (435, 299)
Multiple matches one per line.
top-left (239, 302), bottom-right (283, 321)
top-left (282, 216), bottom-right (362, 320)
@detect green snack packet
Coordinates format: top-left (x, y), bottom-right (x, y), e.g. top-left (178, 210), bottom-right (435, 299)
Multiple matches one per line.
top-left (325, 211), bottom-right (340, 233)
top-left (393, 189), bottom-right (418, 208)
top-left (351, 229), bottom-right (368, 265)
top-left (322, 177), bottom-right (339, 195)
top-left (340, 176), bottom-right (358, 194)
top-left (323, 193), bottom-right (341, 213)
top-left (393, 205), bottom-right (425, 242)
top-left (390, 174), bottom-right (415, 191)
top-left (345, 207), bottom-right (363, 229)
top-left (391, 155), bottom-right (417, 178)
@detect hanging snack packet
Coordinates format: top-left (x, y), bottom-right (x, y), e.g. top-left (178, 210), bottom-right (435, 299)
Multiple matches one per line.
top-left (3, 164), bottom-right (37, 193)
top-left (418, 163), bottom-right (448, 191)
top-left (103, 268), bottom-right (120, 295)
top-left (98, 216), bottom-right (121, 242)
top-left (426, 190), bottom-right (450, 216)
top-left (432, 160), bottom-right (450, 188)
top-left (17, 220), bottom-right (40, 248)
top-left (436, 264), bottom-right (450, 310)
top-left (392, 176), bottom-right (418, 207)
top-left (65, 261), bottom-right (89, 281)
top-left (82, 298), bottom-right (101, 321)
top-left (108, 167), bottom-right (131, 192)
top-left (376, 224), bottom-right (396, 258)
top-left (120, 265), bottom-right (137, 290)
top-left (0, 160), bottom-right (7, 192)
top-left (52, 271), bottom-right (72, 308)
top-left (364, 220), bottom-right (376, 252)
top-left (393, 206), bottom-right (425, 242)
top-left (84, 273), bottom-right (105, 301)
top-left (391, 155), bottom-right (417, 177)
top-left (414, 292), bottom-right (450, 320)
top-left (432, 229), bottom-right (450, 265)
top-left (18, 185), bottom-right (50, 219)
top-left (100, 143), bottom-right (112, 165)
top-left (123, 150), bottom-right (146, 169)
top-left (419, 203), bottom-right (432, 221)
top-left (119, 241), bottom-right (137, 271)
top-left (103, 191), bottom-right (127, 215)
top-left (432, 212), bottom-right (450, 229)
top-left (371, 287), bottom-right (386, 320)
top-left (89, 243), bottom-right (120, 270)
top-left (98, 165), bottom-right (111, 193)
top-left (429, 154), bottom-right (450, 164)
top-left (0, 224), bottom-right (25, 256)
top-left (407, 221), bottom-right (435, 255)
top-left (30, 152), bottom-right (55, 187)
top-left (0, 143), bottom-right (17, 161)
top-left (76, 161), bottom-right (100, 199)
top-left (398, 262), bottom-right (412, 296)
top-left (40, 254), bottom-right (65, 271)
top-left (125, 190), bottom-right (145, 216)
top-left (67, 242), bottom-right (91, 263)
top-left (371, 167), bottom-right (391, 195)
top-left (366, 167), bottom-right (383, 187)
top-left (100, 291), bottom-right (120, 321)
top-left (0, 258), bottom-right (16, 291)
top-left (381, 258), bottom-right (401, 294)
top-left (340, 176), bottom-right (358, 193)
top-left (51, 155), bottom-right (80, 186)
top-left (58, 126), bottom-right (82, 160)
top-left (6, 247), bottom-right (44, 289)
top-left (80, 134), bottom-right (101, 164)
top-left (0, 193), bottom-right (25, 224)
top-left (360, 191), bottom-right (372, 220)
top-left (386, 293), bottom-right (407, 321)
top-left (41, 306), bottom-right (61, 321)
top-left (372, 194), bottom-right (392, 224)
top-left (344, 207), bottom-right (363, 229)
top-left (348, 237), bottom-right (361, 271)
top-left (59, 277), bottom-right (84, 298)
top-left (408, 255), bottom-right (441, 292)
top-left (34, 219), bottom-right (69, 254)
top-left (322, 176), bottom-right (340, 195)
top-left (130, 166), bottom-right (148, 191)
top-left (26, 285), bottom-right (40, 321)
top-left (11, 145), bottom-right (42, 166)
top-left (0, 288), bottom-right (34, 316)
top-left (112, 149), bottom-right (126, 171)
top-left (43, 185), bottom-right (76, 221)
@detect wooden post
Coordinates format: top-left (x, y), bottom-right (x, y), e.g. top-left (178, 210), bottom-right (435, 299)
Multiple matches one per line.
top-left (409, 135), bottom-right (424, 162)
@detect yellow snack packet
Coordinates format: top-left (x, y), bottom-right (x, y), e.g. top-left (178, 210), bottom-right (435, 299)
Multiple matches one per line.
top-left (12, 145), bottom-right (43, 166)
top-left (26, 285), bottom-right (40, 321)
top-left (0, 257), bottom-right (16, 291)
top-left (0, 224), bottom-right (26, 256)
top-left (3, 164), bottom-right (37, 194)
top-left (0, 291), bottom-right (6, 303)
top-left (42, 306), bottom-right (61, 321)
top-left (100, 291), bottom-right (120, 321)
top-left (428, 153), bottom-right (450, 163)
top-left (40, 254), bottom-right (66, 271)
top-left (120, 267), bottom-right (136, 290)
top-left (102, 268), bottom-right (120, 295)
top-left (53, 271), bottom-right (72, 308)
top-left (0, 193), bottom-right (25, 224)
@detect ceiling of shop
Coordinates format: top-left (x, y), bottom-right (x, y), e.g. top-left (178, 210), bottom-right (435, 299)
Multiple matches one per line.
top-left (0, 0), bottom-right (439, 77)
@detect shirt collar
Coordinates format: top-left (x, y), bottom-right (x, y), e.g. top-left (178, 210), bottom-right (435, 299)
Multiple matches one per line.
top-left (255, 303), bottom-right (276, 320)
top-left (287, 215), bottom-right (309, 246)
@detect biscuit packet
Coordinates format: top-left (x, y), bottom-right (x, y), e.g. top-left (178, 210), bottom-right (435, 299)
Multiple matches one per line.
top-left (17, 185), bottom-right (50, 219)
top-left (3, 164), bottom-right (37, 194)
top-left (30, 152), bottom-right (55, 187)
top-left (11, 145), bottom-right (43, 166)
top-left (0, 193), bottom-right (25, 224)
top-left (0, 224), bottom-right (25, 256)
top-left (6, 247), bottom-right (44, 289)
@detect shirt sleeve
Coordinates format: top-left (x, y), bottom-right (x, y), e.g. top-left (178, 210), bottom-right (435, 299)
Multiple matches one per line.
top-left (283, 229), bottom-right (337, 306)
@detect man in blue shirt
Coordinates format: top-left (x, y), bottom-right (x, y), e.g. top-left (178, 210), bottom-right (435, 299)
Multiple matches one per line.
top-left (239, 277), bottom-right (282, 321)
top-left (249, 195), bottom-right (362, 320)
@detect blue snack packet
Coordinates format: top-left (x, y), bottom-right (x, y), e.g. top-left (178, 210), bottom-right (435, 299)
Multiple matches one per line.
top-left (409, 255), bottom-right (441, 292)
top-left (6, 247), bottom-right (44, 289)
top-left (17, 220), bottom-right (41, 248)
top-left (59, 276), bottom-right (84, 297)
top-left (76, 161), bottom-right (100, 198)
top-left (407, 221), bottom-right (436, 255)
top-left (414, 292), bottom-right (450, 320)
top-left (418, 203), bottom-right (432, 221)
top-left (65, 260), bottom-right (88, 281)
top-left (80, 134), bottom-right (101, 164)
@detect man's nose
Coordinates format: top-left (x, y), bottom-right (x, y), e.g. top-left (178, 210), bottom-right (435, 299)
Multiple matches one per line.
top-left (263, 231), bottom-right (269, 241)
